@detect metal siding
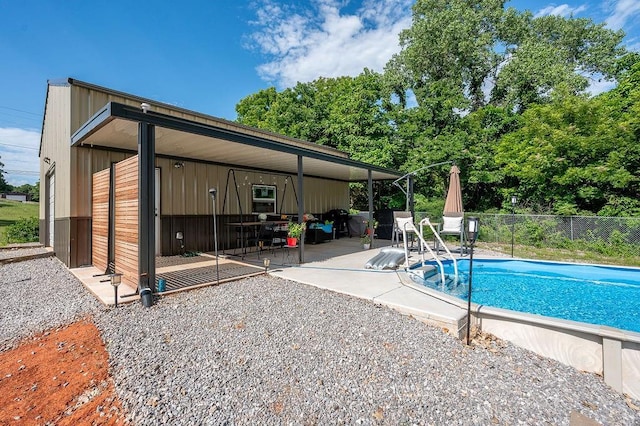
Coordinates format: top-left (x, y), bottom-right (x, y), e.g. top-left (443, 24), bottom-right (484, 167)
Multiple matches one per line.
top-left (40, 85), bottom-right (71, 219)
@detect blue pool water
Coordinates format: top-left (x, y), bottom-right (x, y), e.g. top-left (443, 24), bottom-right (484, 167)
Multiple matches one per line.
top-left (411, 259), bottom-right (640, 333)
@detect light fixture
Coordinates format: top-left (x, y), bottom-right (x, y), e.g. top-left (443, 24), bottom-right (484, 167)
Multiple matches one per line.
top-left (174, 161), bottom-right (184, 169)
top-left (510, 195), bottom-right (517, 258)
top-left (263, 257), bottom-right (270, 273)
top-left (176, 231), bottom-right (184, 255)
top-left (467, 217), bottom-right (479, 244)
top-left (140, 103), bottom-right (150, 113)
top-left (466, 216), bottom-right (480, 345)
top-left (109, 273), bottom-right (122, 308)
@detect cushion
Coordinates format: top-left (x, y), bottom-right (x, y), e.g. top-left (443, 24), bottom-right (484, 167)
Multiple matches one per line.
top-left (395, 216), bottom-right (414, 231)
top-left (442, 216), bottom-right (463, 232)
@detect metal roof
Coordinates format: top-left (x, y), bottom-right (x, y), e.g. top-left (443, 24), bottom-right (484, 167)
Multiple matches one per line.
top-left (71, 102), bottom-right (402, 182)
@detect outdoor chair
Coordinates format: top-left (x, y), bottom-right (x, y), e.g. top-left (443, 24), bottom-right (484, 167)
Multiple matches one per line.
top-left (391, 212), bottom-right (417, 247)
top-left (438, 213), bottom-right (465, 254)
top-left (249, 223), bottom-right (276, 257)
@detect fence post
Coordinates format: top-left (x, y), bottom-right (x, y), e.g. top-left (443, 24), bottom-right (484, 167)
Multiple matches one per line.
top-left (570, 216), bottom-right (574, 241)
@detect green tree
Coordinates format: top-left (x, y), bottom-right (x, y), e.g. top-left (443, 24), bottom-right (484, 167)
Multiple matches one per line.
top-left (0, 158), bottom-right (11, 192)
top-left (495, 61), bottom-right (640, 215)
top-left (386, 0), bottom-right (627, 115)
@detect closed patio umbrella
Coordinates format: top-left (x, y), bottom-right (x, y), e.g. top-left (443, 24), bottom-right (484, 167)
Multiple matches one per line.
top-left (443, 165), bottom-right (463, 215)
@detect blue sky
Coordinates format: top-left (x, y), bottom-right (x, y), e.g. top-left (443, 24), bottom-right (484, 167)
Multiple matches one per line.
top-left (1, 0), bottom-right (639, 186)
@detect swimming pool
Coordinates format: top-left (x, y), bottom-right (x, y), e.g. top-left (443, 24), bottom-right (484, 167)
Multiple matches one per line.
top-left (410, 259), bottom-right (640, 333)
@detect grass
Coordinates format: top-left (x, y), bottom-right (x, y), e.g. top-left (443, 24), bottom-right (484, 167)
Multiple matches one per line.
top-left (0, 199), bottom-right (39, 246)
top-left (478, 242), bottom-right (640, 267)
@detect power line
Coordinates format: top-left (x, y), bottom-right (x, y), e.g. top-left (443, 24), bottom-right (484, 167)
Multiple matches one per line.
top-left (0, 142), bottom-right (39, 150)
top-left (3, 170), bottom-right (39, 176)
top-left (0, 105), bottom-right (41, 116)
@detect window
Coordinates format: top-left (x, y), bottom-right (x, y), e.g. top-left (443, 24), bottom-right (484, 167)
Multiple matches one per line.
top-left (252, 184), bottom-right (276, 214)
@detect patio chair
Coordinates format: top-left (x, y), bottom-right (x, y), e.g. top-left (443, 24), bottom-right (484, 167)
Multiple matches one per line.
top-left (391, 212), bottom-right (416, 247)
top-left (438, 213), bottom-right (465, 254)
top-left (249, 223), bottom-right (276, 257)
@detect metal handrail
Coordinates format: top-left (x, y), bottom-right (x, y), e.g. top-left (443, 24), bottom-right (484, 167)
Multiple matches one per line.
top-left (400, 220), bottom-right (447, 285)
top-left (418, 218), bottom-right (459, 282)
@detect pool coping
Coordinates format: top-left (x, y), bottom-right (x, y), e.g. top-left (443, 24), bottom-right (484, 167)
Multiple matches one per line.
top-left (400, 256), bottom-right (640, 401)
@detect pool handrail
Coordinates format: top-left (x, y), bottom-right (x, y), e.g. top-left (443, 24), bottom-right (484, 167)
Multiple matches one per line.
top-left (418, 218), bottom-right (459, 282)
top-left (399, 219), bottom-right (448, 284)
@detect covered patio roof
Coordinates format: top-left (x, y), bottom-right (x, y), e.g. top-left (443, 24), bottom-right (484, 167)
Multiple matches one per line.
top-left (71, 102), bottom-right (402, 182)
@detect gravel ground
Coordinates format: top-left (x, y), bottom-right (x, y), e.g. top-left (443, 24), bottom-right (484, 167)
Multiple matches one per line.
top-left (2, 253), bottom-right (639, 424)
top-left (0, 255), bottom-right (102, 350)
top-left (0, 246), bottom-right (50, 260)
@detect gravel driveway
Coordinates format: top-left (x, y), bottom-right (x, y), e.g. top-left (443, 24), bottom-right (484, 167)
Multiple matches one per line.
top-left (1, 253), bottom-right (638, 425)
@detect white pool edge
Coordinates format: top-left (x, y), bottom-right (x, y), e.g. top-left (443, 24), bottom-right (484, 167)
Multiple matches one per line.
top-left (399, 262), bottom-right (640, 402)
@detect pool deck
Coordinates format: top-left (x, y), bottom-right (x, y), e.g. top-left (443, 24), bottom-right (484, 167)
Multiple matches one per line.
top-left (269, 241), bottom-right (501, 337)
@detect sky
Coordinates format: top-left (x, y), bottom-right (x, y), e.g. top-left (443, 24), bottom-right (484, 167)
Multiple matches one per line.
top-left (0, 0), bottom-right (638, 186)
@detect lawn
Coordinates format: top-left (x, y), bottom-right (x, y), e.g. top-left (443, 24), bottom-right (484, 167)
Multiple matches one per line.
top-left (0, 199), bottom-right (39, 245)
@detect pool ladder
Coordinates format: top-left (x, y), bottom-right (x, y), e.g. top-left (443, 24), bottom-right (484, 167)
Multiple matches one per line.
top-left (399, 218), bottom-right (458, 285)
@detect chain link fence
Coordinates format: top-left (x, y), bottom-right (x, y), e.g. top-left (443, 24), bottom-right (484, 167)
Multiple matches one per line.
top-left (473, 214), bottom-right (640, 256)
top-left (412, 212), bottom-right (640, 255)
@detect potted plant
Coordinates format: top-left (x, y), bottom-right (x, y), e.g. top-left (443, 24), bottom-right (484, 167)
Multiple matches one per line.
top-left (361, 234), bottom-right (371, 250)
top-left (287, 221), bottom-right (306, 246)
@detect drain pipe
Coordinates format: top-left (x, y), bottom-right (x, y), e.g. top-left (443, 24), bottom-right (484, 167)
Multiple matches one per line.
top-left (139, 274), bottom-right (153, 307)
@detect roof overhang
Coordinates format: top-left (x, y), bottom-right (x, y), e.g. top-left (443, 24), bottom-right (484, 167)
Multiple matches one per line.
top-left (71, 102), bottom-right (402, 182)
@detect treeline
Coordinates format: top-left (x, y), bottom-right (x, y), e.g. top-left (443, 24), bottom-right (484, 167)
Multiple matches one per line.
top-left (235, 0), bottom-right (639, 217)
top-left (0, 162), bottom-right (39, 202)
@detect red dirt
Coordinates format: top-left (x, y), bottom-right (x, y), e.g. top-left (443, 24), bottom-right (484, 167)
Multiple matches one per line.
top-left (0, 320), bottom-right (126, 425)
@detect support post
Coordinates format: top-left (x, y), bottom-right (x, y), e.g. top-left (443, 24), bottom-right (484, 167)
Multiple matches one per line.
top-left (408, 174), bottom-right (415, 220)
top-left (368, 169), bottom-right (374, 247)
top-left (138, 121), bottom-right (155, 307)
top-left (297, 155), bottom-right (304, 263)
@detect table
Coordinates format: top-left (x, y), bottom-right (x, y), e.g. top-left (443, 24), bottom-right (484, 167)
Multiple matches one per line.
top-left (281, 244), bottom-right (298, 265)
top-left (226, 221), bottom-right (289, 255)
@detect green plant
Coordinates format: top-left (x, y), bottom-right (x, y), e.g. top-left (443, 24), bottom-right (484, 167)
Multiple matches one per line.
top-left (5, 217), bottom-right (39, 244)
top-left (324, 220), bottom-right (334, 225)
top-left (287, 221), bottom-right (306, 238)
top-left (360, 234), bottom-right (371, 245)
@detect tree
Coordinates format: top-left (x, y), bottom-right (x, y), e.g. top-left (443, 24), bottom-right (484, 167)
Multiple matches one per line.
top-left (386, 0), bottom-right (627, 116)
top-left (0, 158), bottom-right (11, 192)
top-left (495, 62), bottom-right (640, 215)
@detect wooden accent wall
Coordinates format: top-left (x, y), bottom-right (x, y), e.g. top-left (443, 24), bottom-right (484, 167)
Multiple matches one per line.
top-left (114, 156), bottom-right (139, 288)
top-left (91, 168), bottom-right (110, 272)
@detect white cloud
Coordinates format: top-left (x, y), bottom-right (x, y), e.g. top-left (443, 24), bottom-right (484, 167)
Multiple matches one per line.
top-left (0, 127), bottom-right (40, 186)
top-left (606, 0), bottom-right (640, 29)
top-left (535, 3), bottom-right (588, 18)
top-left (248, 0), bottom-right (413, 87)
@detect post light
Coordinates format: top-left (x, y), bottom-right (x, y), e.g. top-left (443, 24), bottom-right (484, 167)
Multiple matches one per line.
top-left (466, 217), bottom-right (479, 345)
top-left (209, 188), bottom-right (220, 285)
top-left (263, 257), bottom-right (270, 273)
top-left (510, 195), bottom-right (517, 258)
top-left (109, 273), bottom-right (122, 308)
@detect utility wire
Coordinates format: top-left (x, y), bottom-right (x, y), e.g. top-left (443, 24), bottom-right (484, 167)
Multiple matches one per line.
top-left (0, 105), bottom-right (41, 116)
top-left (0, 142), bottom-right (39, 150)
top-left (3, 170), bottom-right (39, 175)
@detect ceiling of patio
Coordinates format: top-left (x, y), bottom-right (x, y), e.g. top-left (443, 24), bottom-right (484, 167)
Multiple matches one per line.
top-left (73, 111), bottom-right (401, 182)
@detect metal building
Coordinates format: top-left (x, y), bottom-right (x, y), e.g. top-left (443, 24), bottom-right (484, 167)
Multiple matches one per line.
top-left (39, 78), bottom-right (401, 300)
